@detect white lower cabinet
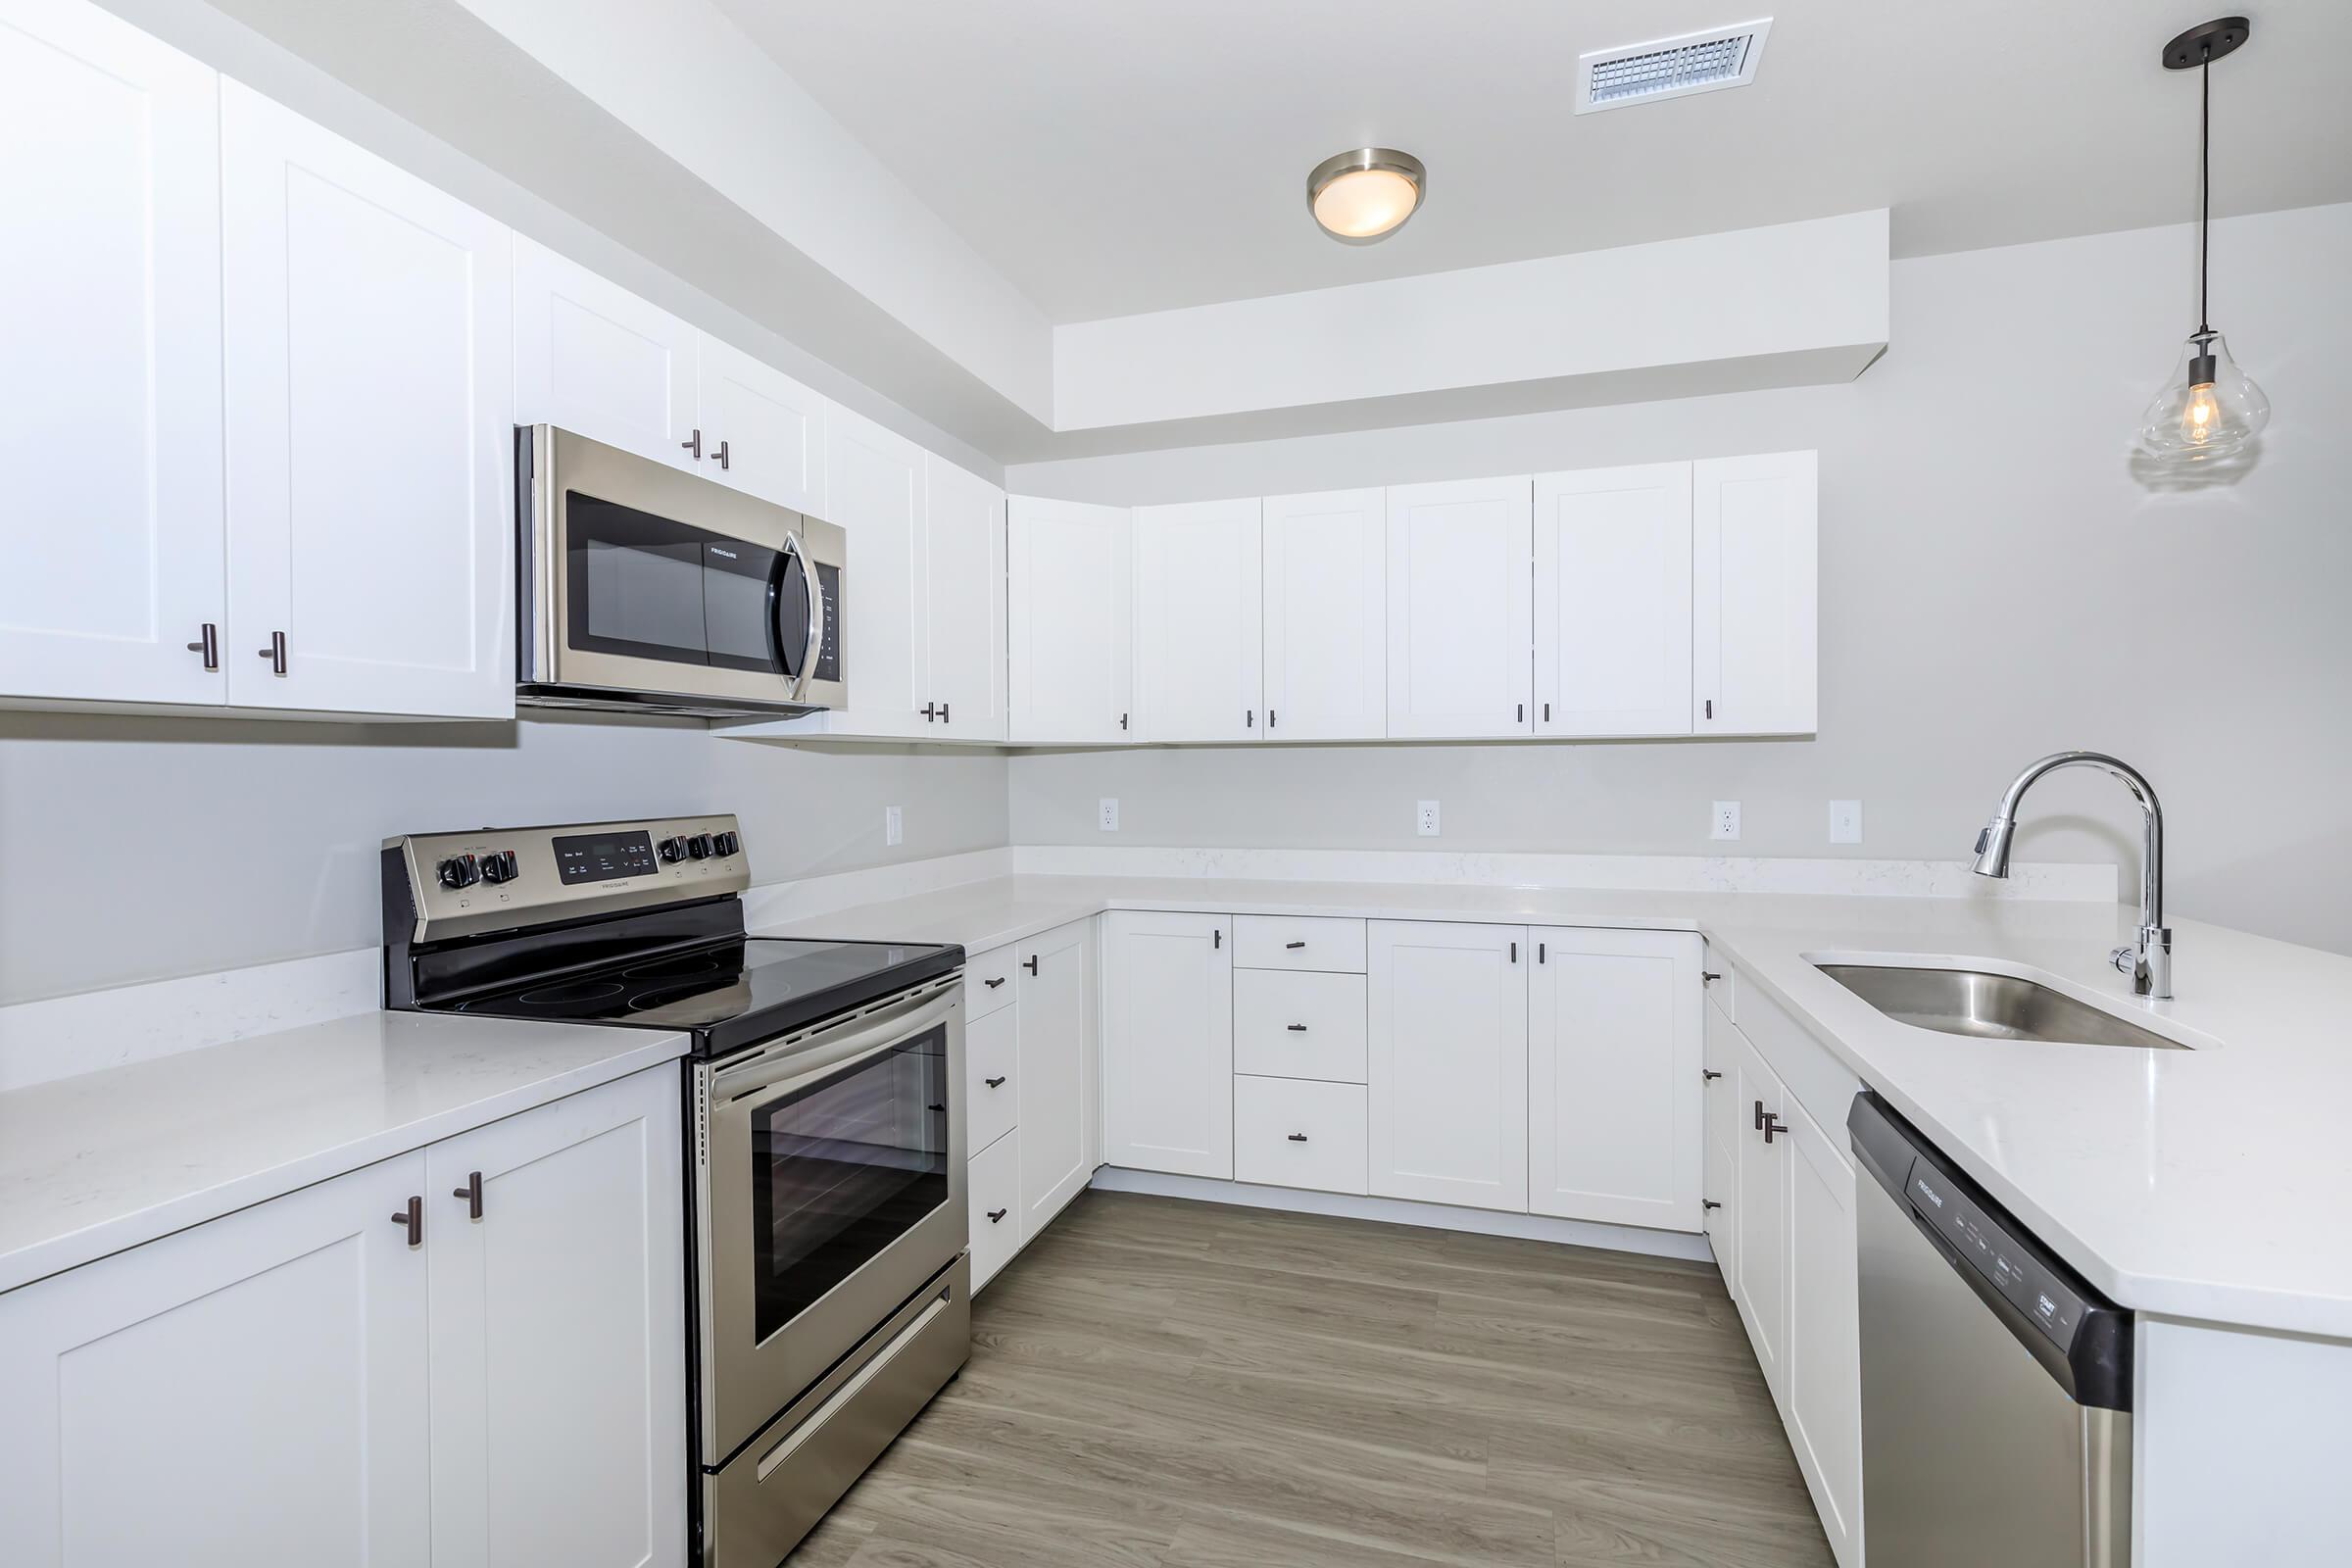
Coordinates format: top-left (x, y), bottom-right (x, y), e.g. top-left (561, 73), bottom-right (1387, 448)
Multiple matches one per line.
top-left (1102, 910), bottom-right (1234, 1178)
top-left (1234, 1076), bottom-right (1368, 1196)
top-left (967, 1128), bottom-right (1022, 1289)
top-left (0, 1064), bottom-right (684, 1568)
top-left (1366, 920), bottom-right (1529, 1211)
top-left (962, 917), bottom-right (1098, 1290)
top-left (1702, 998), bottom-right (1740, 1285)
top-left (1730, 1022), bottom-right (1789, 1388)
top-left (1782, 1090), bottom-right (1863, 1566)
top-left (966, 1004), bottom-right (1018, 1154)
top-left (1234, 968), bottom-right (1367, 1083)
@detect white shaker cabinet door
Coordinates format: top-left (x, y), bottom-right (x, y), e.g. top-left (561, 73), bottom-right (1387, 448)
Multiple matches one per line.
top-left (1007, 496), bottom-right (1133, 744)
top-left (1783, 1089), bottom-right (1863, 1567)
top-left (825, 407), bottom-right (929, 736)
top-left (1533, 463), bottom-right (1694, 736)
top-left (923, 456), bottom-right (1008, 741)
top-left (1693, 451), bottom-right (1818, 736)
top-left (697, 333), bottom-right (827, 515)
top-left (1016, 918), bottom-right (1095, 1235)
top-left (1366, 920), bottom-right (1529, 1211)
top-left (1730, 1024), bottom-right (1790, 1392)
top-left (0, 0), bottom-right (225, 706)
top-left (220, 82), bottom-right (514, 718)
top-left (423, 1067), bottom-right (687, 1568)
top-left (1261, 488), bottom-right (1387, 741)
top-left (1386, 477), bottom-right (1534, 738)
top-left (1102, 910), bottom-right (1233, 1178)
top-left (1526, 927), bottom-right (1705, 1230)
top-left (0, 1151), bottom-right (432, 1568)
top-left (513, 234), bottom-right (699, 473)
top-left (1132, 497), bottom-right (1263, 743)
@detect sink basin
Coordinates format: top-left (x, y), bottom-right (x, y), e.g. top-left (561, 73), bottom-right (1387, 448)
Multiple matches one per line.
top-left (1816, 963), bottom-right (2189, 1050)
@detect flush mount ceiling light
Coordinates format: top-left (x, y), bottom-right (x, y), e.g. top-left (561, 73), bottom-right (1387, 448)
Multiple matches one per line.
top-left (2136, 16), bottom-right (2270, 465)
top-left (1306, 148), bottom-right (1426, 243)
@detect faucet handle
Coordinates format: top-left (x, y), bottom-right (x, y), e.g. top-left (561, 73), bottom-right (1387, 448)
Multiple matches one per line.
top-left (2110, 945), bottom-right (2137, 975)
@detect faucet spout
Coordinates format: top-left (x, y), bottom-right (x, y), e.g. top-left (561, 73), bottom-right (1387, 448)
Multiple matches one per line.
top-left (1971, 751), bottom-right (2171, 999)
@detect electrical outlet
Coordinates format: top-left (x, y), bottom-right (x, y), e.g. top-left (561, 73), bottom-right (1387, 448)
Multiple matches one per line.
top-left (1098, 798), bottom-right (1119, 832)
top-left (1829, 800), bottom-right (1863, 845)
top-left (884, 806), bottom-right (903, 847)
top-left (1417, 801), bottom-right (1441, 837)
top-left (1711, 801), bottom-right (1741, 841)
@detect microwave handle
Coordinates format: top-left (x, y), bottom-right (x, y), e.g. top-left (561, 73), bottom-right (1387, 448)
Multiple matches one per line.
top-left (778, 532), bottom-right (824, 700)
top-left (710, 985), bottom-right (957, 1107)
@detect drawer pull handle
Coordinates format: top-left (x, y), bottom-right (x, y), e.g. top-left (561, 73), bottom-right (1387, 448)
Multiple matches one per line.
top-left (985, 1075), bottom-right (1006, 1088)
top-left (1702, 970), bottom-right (1723, 984)
top-left (1286, 1024), bottom-right (1308, 1032)
top-left (1286, 1133), bottom-right (1308, 1143)
top-left (1285, 941), bottom-right (1306, 950)
top-left (987, 1208), bottom-right (1008, 1223)
top-left (1703, 1199), bottom-right (1723, 1211)
top-left (1702, 1069), bottom-right (1723, 1082)
top-left (983, 976), bottom-right (1005, 989)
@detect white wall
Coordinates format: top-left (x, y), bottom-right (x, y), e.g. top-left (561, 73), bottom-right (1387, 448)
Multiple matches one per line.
top-left (1006, 204), bottom-right (2352, 957)
top-left (0, 716), bottom-right (1006, 1004)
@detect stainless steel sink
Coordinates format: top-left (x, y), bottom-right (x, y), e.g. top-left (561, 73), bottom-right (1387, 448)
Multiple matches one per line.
top-left (1816, 964), bottom-right (2189, 1050)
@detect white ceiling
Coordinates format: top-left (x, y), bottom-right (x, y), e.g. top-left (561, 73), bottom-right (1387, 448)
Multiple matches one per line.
top-left (714, 0), bottom-right (2352, 324)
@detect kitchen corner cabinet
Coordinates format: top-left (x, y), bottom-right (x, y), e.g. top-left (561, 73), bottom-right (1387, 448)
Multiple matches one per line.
top-left (1007, 497), bottom-right (1134, 744)
top-left (1260, 488), bottom-right (1388, 741)
top-left (0, 1065), bottom-right (685, 1568)
top-left (1693, 450), bottom-right (1819, 735)
top-left (1386, 477), bottom-right (1535, 739)
top-left (1533, 464), bottom-right (1694, 737)
top-left (1132, 498), bottom-right (1264, 743)
top-left (1366, 920), bottom-right (1529, 1210)
top-left (1102, 911), bottom-right (1233, 1178)
top-left (1526, 927), bottom-right (1704, 1229)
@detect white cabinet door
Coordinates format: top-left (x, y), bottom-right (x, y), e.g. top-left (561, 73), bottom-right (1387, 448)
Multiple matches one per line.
top-left (220, 83), bottom-right (514, 718)
top-left (1261, 488), bottom-right (1387, 741)
top-left (0, 0), bottom-right (224, 706)
top-left (1533, 463), bottom-right (1693, 737)
top-left (1132, 498), bottom-right (1263, 742)
top-left (1016, 919), bottom-right (1094, 1236)
top-left (1702, 1002), bottom-right (1740, 1286)
top-left (513, 234), bottom-right (698, 472)
top-left (1102, 910), bottom-right (1232, 1178)
top-left (0, 1151), bottom-right (431, 1568)
top-left (697, 334), bottom-right (826, 514)
top-left (923, 456), bottom-right (1007, 741)
top-left (423, 1068), bottom-right (686, 1568)
top-left (826, 407), bottom-right (928, 736)
top-left (1730, 1024), bottom-right (1789, 1392)
top-left (1783, 1089), bottom-right (1863, 1567)
top-left (1693, 451), bottom-right (1817, 735)
top-left (1526, 927), bottom-right (1704, 1230)
top-left (1386, 477), bottom-right (1534, 738)
top-left (1366, 920), bottom-right (1528, 1211)
top-left (1007, 496), bottom-right (1132, 744)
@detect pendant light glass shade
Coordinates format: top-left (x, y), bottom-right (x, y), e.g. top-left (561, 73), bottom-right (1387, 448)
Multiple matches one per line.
top-left (2137, 329), bottom-right (2269, 461)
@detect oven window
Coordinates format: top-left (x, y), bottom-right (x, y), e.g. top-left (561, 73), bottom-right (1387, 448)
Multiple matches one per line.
top-left (750, 1024), bottom-right (950, 1343)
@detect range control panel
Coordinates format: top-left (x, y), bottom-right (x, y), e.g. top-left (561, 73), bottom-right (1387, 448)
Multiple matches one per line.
top-left (389, 814), bottom-right (748, 943)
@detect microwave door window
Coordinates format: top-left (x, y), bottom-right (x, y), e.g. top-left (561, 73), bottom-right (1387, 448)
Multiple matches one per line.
top-left (566, 492), bottom-right (711, 667)
top-left (704, 540), bottom-right (786, 675)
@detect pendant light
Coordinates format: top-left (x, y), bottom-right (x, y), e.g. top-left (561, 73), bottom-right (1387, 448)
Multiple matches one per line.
top-left (2136, 17), bottom-right (2269, 464)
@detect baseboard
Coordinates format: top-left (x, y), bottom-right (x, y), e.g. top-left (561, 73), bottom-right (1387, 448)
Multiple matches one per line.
top-left (1088, 1166), bottom-right (1713, 1263)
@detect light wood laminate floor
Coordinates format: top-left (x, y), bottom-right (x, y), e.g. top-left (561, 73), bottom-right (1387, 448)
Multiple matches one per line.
top-left (790, 1191), bottom-right (1834, 1567)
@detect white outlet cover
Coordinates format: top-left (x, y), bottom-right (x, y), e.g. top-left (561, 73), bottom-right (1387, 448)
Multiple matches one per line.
top-left (1711, 801), bottom-right (1741, 841)
top-left (1099, 798), bottom-right (1119, 832)
top-left (884, 805), bottom-right (903, 847)
top-left (1417, 800), bottom-right (1441, 837)
top-left (1829, 800), bottom-right (1863, 844)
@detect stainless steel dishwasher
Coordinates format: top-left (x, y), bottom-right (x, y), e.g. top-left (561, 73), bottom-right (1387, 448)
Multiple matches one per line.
top-left (1848, 1093), bottom-right (2132, 1566)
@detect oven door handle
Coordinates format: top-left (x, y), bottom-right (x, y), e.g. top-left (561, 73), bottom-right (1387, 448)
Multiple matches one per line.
top-left (710, 985), bottom-right (958, 1106)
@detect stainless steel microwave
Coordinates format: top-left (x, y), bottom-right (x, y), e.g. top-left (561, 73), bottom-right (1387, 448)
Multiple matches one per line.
top-left (516, 424), bottom-right (847, 717)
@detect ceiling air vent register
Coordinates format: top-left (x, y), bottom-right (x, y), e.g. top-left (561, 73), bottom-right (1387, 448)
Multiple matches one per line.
top-left (1575, 19), bottom-right (1773, 115)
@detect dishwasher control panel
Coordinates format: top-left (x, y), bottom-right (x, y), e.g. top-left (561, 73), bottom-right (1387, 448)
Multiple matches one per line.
top-left (1902, 1158), bottom-right (2084, 1348)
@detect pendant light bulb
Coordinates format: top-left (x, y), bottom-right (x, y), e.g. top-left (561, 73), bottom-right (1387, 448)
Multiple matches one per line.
top-left (2139, 330), bottom-right (2269, 461)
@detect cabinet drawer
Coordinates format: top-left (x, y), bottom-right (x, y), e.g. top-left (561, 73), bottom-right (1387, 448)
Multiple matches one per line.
top-left (1235, 915), bottom-right (1366, 973)
top-left (969, 1129), bottom-right (1021, 1289)
top-left (1234, 970), bottom-right (1367, 1083)
top-left (966, 1005), bottom-right (1017, 1153)
top-left (966, 943), bottom-right (1018, 1018)
top-left (1234, 1077), bottom-right (1368, 1196)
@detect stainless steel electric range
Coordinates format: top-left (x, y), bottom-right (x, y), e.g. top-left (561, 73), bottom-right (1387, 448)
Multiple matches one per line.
top-left (381, 813), bottom-right (970, 1568)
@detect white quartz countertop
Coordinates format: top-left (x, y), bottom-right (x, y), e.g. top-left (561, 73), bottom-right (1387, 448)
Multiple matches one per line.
top-left (0, 1010), bottom-right (685, 1295)
top-left (759, 873), bottom-right (2352, 1339)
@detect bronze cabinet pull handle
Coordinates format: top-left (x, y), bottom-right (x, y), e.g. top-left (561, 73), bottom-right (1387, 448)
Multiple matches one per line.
top-left (985, 1075), bottom-right (1006, 1088)
top-left (987, 1208), bottom-right (1007, 1223)
top-left (391, 1196), bottom-right (422, 1247)
top-left (452, 1170), bottom-right (483, 1220)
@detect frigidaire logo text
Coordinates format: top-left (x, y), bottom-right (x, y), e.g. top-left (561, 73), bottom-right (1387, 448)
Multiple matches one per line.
top-left (710, 547), bottom-right (739, 560)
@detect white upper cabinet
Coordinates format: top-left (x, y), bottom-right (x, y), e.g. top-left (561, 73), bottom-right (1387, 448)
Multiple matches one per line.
top-left (1694, 451), bottom-right (1818, 735)
top-left (1007, 497), bottom-right (1133, 744)
top-left (696, 334), bottom-right (826, 515)
top-left (220, 83), bottom-right (514, 719)
top-left (513, 234), bottom-right (698, 473)
top-left (1526, 927), bottom-right (1704, 1230)
top-left (1366, 920), bottom-right (1529, 1212)
top-left (0, 0), bottom-right (225, 707)
top-left (923, 456), bottom-right (1007, 741)
top-left (1261, 488), bottom-right (1387, 741)
top-left (824, 407), bottom-right (929, 735)
top-left (1533, 464), bottom-right (1694, 737)
top-left (1386, 477), bottom-right (1534, 738)
top-left (1102, 911), bottom-right (1233, 1178)
top-left (1133, 498), bottom-right (1263, 743)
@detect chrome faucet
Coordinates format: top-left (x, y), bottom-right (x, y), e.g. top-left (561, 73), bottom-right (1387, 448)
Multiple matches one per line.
top-left (1972, 752), bottom-right (2172, 1000)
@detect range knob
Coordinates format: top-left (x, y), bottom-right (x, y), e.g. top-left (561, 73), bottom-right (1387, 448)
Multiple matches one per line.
top-left (436, 854), bottom-right (481, 890)
top-left (478, 850), bottom-right (520, 885)
top-left (686, 833), bottom-right (714, 860)
top-left (711, 830), bottom-right (741, 858)
top-left (657, 836), bottom-right (689, 863)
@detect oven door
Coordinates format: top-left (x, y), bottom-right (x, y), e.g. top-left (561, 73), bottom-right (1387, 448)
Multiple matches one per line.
top-left (521, 425), bottom-right (846, 713)
top-left (695, 980), bottom-right (965, 1462)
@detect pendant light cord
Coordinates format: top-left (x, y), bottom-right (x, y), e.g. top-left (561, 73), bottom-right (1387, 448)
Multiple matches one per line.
top-left (2198, 47), bottom-right (2212, 335)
